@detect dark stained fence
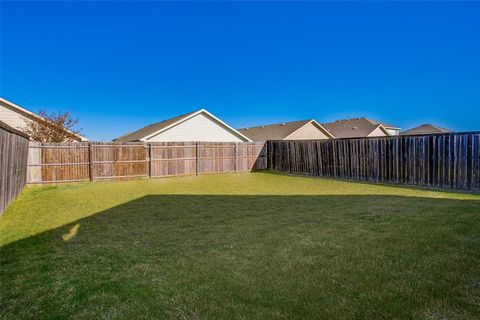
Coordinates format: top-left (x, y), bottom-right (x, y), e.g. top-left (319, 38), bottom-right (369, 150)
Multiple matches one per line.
top-left (27, 141), bottom-right (267, 184)
top-left (267, 132), bottom-right (480, 191)
top-left (0, 121), bottom-right (29, 215)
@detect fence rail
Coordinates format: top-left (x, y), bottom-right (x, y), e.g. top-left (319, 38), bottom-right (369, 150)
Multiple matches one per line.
top-left (27, 141), bottom-right (267, 184)
top-left (267, 132), bottom-right (480, 191)
top-left (0, 122), bottom-right (29, 214)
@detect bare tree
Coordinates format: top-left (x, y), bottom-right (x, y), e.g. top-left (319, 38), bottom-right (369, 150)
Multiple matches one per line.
top-left (23, 110), bottom-right (83, 142)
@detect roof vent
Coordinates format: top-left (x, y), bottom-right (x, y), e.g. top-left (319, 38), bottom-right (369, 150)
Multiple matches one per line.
top-left (352, 126), bottom-right (358, 130)
top-left (261, 125), bottom-right (265, 128)
top-left (281, 123), bottom-right (286, 126)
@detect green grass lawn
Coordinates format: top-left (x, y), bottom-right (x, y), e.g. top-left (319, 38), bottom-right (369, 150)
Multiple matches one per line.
top-left (1, 172), bottom-right (480, 319)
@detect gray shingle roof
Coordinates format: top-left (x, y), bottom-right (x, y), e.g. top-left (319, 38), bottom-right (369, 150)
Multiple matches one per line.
top-left (322, 118), bottom-right (391, 138)
top-left (364, 118), bottom-right (399, 129)
top-left (237, 120), bottom-right (313, 141)
top-left (400, 124), bottom-right (453, 136)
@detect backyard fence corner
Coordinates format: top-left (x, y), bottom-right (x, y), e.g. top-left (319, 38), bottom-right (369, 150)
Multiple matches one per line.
top-left (4, 130), bottom-right (480, 215)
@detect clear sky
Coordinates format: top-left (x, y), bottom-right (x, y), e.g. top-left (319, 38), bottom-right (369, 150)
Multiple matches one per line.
top-left (1, 1), bottom-right (479, 140)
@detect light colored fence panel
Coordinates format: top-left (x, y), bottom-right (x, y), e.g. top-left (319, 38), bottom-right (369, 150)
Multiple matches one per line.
top-left (150, 142), bottom-right (197, 177)
top-left (26, 141), bottom-right (267, 184)
top-left (27, 142), bottom-right (42, 183)
top-left (91, 142), bottom-right (148, 181)
top-left (39, 142), bottom-right (90, 183)
top-left (237, 143), bottom-right (267, 172)
top-left (198, 143), bottom-right (236, 174)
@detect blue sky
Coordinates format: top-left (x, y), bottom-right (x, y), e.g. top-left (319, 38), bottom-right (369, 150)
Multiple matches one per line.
top-left (1, 1), bottom-right (479, 140)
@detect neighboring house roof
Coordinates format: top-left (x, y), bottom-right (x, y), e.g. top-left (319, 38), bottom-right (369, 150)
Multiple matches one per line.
top-left (237, 120), bottom-right (335, 141)
top-left (400, 124), bottom-right (453, 136)
top-left (322, 117), bottom-right (394, 138)
top-left (0, 97), bottom-right (88, 141)
top-left (363, 118), bottom-right (400, 129)
top-left (114, 109), bottom-right (252, 142)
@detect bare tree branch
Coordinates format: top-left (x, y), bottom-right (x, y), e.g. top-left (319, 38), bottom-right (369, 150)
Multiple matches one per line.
top-left (23, 110), bottom-right (83, 142)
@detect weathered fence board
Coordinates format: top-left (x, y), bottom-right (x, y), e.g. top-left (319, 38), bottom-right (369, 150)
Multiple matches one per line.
top-left (91, 142), bottom-right (147, 180)
top-left (150, 142), bottom-right (197, 177)
top-left (0, 121), bottom-right (29, 214)
top-left (27, 141), bottom-right (267, 184)
top-left (267, 132), bottom-right (480, 191)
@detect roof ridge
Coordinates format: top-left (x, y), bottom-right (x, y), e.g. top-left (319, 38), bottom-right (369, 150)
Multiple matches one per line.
top-left (238, 119), bottom-right (312, 130)
top-left (322, 117), bottom-right (368, 124)
top-left (325, 117), bottom-right (399, 129)
top-left (114, 109), bottom-right (202, 141)
top-left (114, 108), bottom-right (251, 142)
top-left (400, 124), bottom-right (453, 135)
top-left (364, 117), bottom-right (378, 125)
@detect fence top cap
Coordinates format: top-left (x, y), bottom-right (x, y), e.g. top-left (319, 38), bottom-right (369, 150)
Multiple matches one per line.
top-left (0, 120), bottom-right (29, 139)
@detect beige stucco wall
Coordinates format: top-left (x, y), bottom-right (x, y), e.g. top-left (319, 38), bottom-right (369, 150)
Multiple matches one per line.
top-left (286, 122), bottom-right (331, 140)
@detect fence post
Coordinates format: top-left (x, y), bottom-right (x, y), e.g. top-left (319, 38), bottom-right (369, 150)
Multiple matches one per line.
top-left (265, 141), bottom-right (269, 170)
top-left (196, 142), bottom-right (199, 176)
top-left (234, 143), bottom-right (238, 173)
top-left (88, 142), bottom-right (93, 181)
top-left (148, 143), bottom-right (152, 178)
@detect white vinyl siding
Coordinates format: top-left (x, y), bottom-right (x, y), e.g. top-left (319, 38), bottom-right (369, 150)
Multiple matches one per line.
top-left (286, 122), bottom-right (331, 140)
top-left (147, 113), bottom-right (247, 142)
top-left (0, 101), bottom-right (32, 131)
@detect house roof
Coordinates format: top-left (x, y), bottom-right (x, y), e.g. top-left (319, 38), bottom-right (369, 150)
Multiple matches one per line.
top-left (364, 118), bottom-right (400, 129)
top-left (400, 124), bottom-right (453, 136)
top-left (322, 117), bottom-right (392, 138)
top-left (0, 97), bottom-right (88, 141)
top-left (114, 109), bottom-right (252, 142)
top-left (238, 120), bottom-right (334, 141)
top-left (115, 110), bottom-right (199, 142)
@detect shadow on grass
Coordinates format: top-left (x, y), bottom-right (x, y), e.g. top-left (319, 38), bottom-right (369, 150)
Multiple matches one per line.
top-left (1, 195), bottom-right (480, 319)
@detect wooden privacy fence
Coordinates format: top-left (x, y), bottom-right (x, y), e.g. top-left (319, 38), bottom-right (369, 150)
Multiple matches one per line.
top-left (267, 132), bottom-right (480, 191)
top-left (0, 121), bottom-right (29, 214)
top-left (27, 141), bottom-right (267, 184)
